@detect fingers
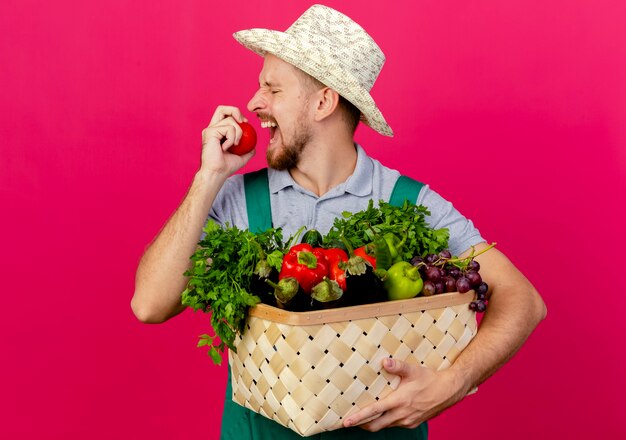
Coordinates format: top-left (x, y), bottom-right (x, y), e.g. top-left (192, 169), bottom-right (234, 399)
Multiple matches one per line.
top-left (343, 358), bottom-right (421, 429)
top-left (344, 394), bottom-right (419, 432)
top-left (359, 408), bottom-right (422, 432)
top-left (209, 105), bottom-right (248, 126)
top-left (382, 357), bottom-right (414, 377)
top-left (358, 411), bottom-right (397, 432)
top-left (202, 123), bottom-right (232, 146)
top-left (196, 106), bottom-right (255, 176)
top-left (202, 117), bottom-right (242, 151)
top-left (204, 106), bottom-right (252, 154)
top-left (344, 395), bottom-right (396, 428)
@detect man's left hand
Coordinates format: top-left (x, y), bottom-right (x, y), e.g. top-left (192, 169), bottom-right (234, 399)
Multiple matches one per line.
top-left (343, 358), bottom-right (466, 431)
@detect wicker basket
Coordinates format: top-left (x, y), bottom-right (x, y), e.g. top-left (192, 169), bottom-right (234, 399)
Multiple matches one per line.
top-left (229, 291), bottom-right (477, 437)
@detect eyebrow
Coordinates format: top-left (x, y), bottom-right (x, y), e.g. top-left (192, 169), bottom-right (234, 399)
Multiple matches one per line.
top-left (259, 80), bottom-right (278, 88)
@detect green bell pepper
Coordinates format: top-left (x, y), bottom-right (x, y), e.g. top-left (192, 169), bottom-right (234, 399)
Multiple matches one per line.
top-left (383, 232), bottom-right (407, 263)
top-left (384, 261), bottom-right (424, 300)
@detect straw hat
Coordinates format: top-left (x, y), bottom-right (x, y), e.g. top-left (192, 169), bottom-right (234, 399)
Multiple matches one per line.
top-left (233, 4), bottom-right (393, 137)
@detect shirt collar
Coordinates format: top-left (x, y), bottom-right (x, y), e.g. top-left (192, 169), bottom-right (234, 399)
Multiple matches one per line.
top-left (268, 167), bottom-right (295, 194)
top-left (267, 143), bottom-right (374, 197)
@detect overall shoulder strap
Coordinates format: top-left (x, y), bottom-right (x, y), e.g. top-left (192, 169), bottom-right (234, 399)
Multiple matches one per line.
top-left (389, 175), bottom-right (424, 207)
top-left (243, 168), bottom-right (273, 233)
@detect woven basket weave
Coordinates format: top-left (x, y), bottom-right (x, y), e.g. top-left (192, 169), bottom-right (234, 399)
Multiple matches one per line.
top-left (229, 291), bottom-right (477, 437)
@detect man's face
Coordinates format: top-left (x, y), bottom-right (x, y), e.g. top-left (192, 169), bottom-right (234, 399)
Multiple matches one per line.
top-left (247, 54), bottom-right (317, 170)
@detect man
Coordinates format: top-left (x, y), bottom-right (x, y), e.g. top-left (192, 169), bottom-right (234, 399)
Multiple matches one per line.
top-left (131, 5), bottom-right (546, 439)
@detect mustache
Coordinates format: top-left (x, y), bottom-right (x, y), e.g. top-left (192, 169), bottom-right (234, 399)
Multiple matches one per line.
top-left (256, 113), bottom-right (277, 123)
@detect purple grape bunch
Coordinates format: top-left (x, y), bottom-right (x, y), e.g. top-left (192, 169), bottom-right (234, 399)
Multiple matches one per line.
top-left (410, 249), bottom-right (490, 313)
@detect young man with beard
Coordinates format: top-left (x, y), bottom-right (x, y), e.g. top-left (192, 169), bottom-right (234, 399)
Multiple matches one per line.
top-left (131, 5), bottom-right (546, 439)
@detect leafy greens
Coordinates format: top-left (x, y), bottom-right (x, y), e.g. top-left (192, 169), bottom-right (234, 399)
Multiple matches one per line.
top-left (181, 220), bottom-right (285, 364)
top-left (323, 200), bottom-right (450, 260)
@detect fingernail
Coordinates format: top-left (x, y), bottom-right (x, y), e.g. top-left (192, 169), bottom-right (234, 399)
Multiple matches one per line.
top-left (385, 358), bottom-right (395, 368)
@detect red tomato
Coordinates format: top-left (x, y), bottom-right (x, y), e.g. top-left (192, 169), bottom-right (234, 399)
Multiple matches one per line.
top-left (229, 121), bottom-right (257, 155)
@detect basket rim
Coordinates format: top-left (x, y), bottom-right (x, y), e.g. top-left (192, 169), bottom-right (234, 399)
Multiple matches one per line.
top-left (248, 291), bottom-right (475, 325)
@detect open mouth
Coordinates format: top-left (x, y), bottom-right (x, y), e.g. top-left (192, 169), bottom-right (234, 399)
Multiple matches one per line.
top-left (261, 119), bottom-right (279, 143)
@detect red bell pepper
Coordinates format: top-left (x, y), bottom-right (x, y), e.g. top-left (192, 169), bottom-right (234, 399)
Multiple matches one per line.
top-left (323, 248), bottom-right (349, 291)
top-left (279, 243), bottom-right (328, 293)
top-left (354, 245), bottom-right (377, 269)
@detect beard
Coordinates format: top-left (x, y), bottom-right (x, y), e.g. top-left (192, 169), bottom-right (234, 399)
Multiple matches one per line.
top-left (266, 113), bottom-right (312, 171)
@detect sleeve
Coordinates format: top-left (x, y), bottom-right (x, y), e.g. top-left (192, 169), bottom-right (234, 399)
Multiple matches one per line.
top-left (206, 174), bottom-right (249, 230)
top-left (416, 185), bottom-right (485, 256)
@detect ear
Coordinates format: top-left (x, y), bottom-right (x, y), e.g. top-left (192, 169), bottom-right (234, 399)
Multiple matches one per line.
top-left (313, 87), bottom-right (340, 122)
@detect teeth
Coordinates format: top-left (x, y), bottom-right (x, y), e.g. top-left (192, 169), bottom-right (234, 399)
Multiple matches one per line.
top-left (261, 121), bottom-right (277, 129)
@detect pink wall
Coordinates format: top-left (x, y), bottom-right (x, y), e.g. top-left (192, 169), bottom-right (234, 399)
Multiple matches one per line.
top-left (2, 1), bottom-right (624, 438)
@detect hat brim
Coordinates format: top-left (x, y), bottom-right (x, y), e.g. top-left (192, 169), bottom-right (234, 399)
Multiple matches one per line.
top-left (234, 29), bottom-right (393, 137)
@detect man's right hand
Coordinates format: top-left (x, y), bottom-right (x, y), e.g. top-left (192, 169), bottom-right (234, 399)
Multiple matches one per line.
top-left (200, 105), bottom-right (256, 177)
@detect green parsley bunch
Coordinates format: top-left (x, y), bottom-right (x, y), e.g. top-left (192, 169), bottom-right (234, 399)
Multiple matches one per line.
top-left (181, 220), bottom-right (285, 364)
top-left (323, 200), bottom-right (450, 261)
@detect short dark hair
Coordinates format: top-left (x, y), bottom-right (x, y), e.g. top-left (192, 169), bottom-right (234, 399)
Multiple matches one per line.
top-left (297, 69), bottom-right (361, 134)
top-left (338, 96), bottom-right (361, 134)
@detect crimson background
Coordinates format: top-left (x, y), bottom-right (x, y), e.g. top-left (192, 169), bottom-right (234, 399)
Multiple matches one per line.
top-left (2, 1), bottom-right (625, 439)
